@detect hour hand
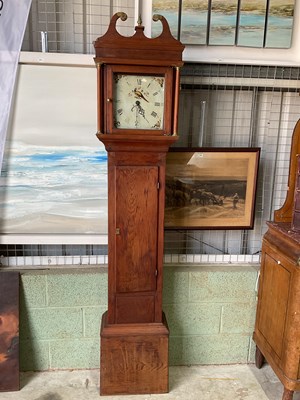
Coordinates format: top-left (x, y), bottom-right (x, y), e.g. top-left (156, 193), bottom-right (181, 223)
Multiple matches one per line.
top-left (133, 88), bottom-right (149, 102)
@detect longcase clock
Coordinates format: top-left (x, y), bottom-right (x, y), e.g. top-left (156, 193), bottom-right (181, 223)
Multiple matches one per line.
top-left (93, 12), bottom-right (184, 395)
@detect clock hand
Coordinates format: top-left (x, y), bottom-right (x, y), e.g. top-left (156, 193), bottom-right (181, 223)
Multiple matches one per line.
top-left (136, 101), bottom-right (149, 122)
top-left (133, 88), bottom-right (149, 102)
top-left (131, 100), bottom-right (149, 125)
top-left (131, 101), bottom-right (140, 127)
top-left (135, 105), bottom-right (139, 127)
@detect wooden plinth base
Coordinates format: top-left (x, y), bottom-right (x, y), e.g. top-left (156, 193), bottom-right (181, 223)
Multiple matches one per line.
top-left (100, 311), bottom-right (169, 396)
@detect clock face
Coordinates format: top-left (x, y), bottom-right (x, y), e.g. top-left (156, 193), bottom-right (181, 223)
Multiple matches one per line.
top-left (113, 74), bottom-right (165, 130)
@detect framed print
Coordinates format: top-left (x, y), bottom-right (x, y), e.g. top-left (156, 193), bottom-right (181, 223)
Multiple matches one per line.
top-left (165, 148), bottom-right (260, 230)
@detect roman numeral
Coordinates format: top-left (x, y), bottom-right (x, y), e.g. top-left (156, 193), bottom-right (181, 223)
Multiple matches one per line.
top-left (151, 111), bottom-right (158, 118)
top-left (154, 102), bottom-right (160, 107)
top-left (117, 108), bottom-right (123, 115)
top-left (137, 78), bottom-right (142, 85)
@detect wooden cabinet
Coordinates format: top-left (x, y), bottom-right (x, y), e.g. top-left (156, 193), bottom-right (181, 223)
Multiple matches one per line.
top-left (291, 155), bottom-right (300, 232)
top-left (253, 222), bottom-right (300, 400)
top-left (253, 120), bottom-right (300, 400)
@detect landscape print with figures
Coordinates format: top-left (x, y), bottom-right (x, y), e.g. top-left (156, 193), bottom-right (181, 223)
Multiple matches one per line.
top-left (165, 149), bottom-right (260, 230)
top-left (152, 0), bottom-right (294, 47)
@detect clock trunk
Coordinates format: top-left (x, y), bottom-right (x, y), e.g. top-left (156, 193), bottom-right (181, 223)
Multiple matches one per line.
top-left (99, 134), bottom-right (177, 395)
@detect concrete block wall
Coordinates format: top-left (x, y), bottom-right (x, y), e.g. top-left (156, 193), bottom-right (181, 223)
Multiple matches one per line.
top-left (163, 265), bottom-right (259, 365)
top-left (19, 264), bottom-right (259, 371)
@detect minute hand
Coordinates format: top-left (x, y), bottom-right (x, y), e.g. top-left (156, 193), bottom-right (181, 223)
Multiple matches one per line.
top-left (133, 88), bottom-right (149, 102)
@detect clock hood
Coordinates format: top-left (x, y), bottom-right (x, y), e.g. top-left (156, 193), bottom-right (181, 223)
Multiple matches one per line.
top-left (94, 12), bottom-right (185, 68)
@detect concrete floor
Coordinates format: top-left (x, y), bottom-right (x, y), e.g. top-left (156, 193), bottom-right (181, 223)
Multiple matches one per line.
top-left (0, 364), bottom-right (300, 400)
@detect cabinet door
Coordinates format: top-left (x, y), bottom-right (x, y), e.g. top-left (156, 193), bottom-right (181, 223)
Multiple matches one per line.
top-left (114, 166), bottom-right (158, 323)
top-left (258, 251), bottom-right (291, 359)
top-left (115, 165), bottom-right (158, 292)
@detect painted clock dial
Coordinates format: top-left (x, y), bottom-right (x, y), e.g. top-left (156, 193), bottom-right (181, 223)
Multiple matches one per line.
top-left (113, 74), bottom-right (165, 130)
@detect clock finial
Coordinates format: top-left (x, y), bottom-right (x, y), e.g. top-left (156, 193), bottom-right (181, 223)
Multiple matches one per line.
top-left (137, 14), bottom-right (142, 26)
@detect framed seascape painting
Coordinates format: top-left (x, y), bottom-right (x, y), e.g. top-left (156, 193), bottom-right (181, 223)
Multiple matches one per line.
top-left (0, 64), bottom-right (108, 242)
top-left (165, 148), bottom-right (260, 230)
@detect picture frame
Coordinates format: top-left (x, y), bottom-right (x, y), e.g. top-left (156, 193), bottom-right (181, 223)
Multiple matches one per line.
top-left (165, 148), bottom-right (260, 230)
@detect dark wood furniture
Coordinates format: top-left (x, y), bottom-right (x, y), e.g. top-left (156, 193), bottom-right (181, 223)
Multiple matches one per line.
top-left (94, 13), bottom-right (184, 395)
top-left (0, 272), bottom-right (20, 392)
top-left (253, 119), bottom-right (300, 400)
top-left (291, 154), bottom-right (300, 232)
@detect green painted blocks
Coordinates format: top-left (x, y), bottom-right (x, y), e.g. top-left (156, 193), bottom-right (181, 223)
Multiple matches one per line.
top-left (163, 264), bottom-right (259, 366)
top-left (20, 270), bottom-right (107, 371)
top-left (19, 264), bottom-right (259, 371)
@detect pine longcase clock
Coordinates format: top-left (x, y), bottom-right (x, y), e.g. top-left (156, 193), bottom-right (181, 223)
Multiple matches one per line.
top-left (94, 12), bottom-right (184, 396)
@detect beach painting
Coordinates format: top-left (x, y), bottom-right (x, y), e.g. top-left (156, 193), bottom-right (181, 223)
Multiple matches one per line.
top-left (0, 64), bottom-right (108, 236)
top-left (152, 0), bottom-right (294, 48)
top-left (0, 144), bottom-right (108, 235)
